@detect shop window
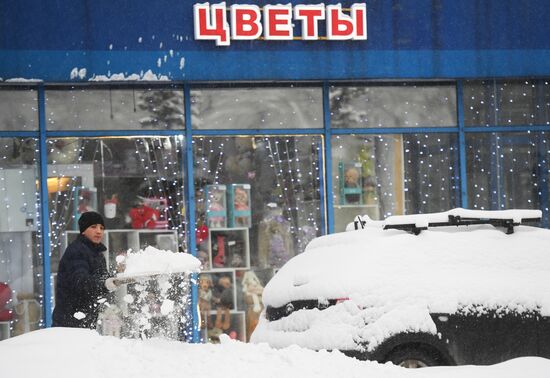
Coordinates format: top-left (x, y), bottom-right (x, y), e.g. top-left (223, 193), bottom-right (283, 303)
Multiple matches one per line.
top-left (46, 136), bottom-right (189, 339)
top-left (331, 134), bottom-right (459, 232)
top-left (0, 137), bottom-right (42, 341)
top-left (45, 87), bottom-right (184, 130)
top-left (193, 135), bottom-right (323, 342)
top-left (191, 87), bottom-right (323, 129)
top-left (0, 88), bottom-right (38, 131)
top-left (330, 83), bottom-right (457, 128)
top-left (466, 132), bottom-right (549, 225)
top-left (463, 79), bottom-right (549, 127)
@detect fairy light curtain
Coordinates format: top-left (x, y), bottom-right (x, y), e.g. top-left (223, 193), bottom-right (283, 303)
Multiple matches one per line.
top-left (193, 135), bottom-right (322, 260)
top-left (46, 137), bottom-right (187, 270)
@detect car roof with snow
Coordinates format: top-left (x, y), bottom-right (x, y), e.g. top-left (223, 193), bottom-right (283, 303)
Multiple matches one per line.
top-left (261, 208), bottom-right (550, 316)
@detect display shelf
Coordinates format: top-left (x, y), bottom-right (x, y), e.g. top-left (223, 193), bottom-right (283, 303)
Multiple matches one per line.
top-left (204, 310), bottom-right (246, 343)
top-left (207, 227), bottom-right (250, 271)
top-left (198, 269), bottom-right (237, 312)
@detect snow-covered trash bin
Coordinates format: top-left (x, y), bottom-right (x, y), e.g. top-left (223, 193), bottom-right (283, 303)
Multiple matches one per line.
top-left (97, 246), bottom-right (201, 340)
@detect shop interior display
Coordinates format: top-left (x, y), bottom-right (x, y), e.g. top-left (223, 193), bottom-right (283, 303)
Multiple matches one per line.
top-left (194, 135), bottom-right (323, 343)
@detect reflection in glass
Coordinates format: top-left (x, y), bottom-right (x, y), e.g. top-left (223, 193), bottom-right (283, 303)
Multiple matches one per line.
top-left (331, 134), bottom-right (459, 231)
top-left (191, 87), bottom-right (323, 129)
top-left (0, 138), bottom-right (42, 340)
top-left (46, 87), bottom-right (184, 130)
top-left (193, 135), bottom-right (323, 342)
top-left (46, 136), bottom-right (188, 339)
top-left (0, 88), bottom-right (38, 131)
top-left (467, 133), bottom-right (548, 225)
top-left (463, 80), bottom-right (550, 126)
top-left (330, 84), bottom-right (456, 128)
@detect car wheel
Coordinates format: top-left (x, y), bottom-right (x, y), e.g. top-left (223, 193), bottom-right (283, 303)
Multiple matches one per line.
top-left (385, 347), bottom-right (440, 368)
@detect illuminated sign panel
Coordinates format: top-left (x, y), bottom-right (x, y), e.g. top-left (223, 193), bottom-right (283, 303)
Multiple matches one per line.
top-left (194, 2), bottom-right (367, 46)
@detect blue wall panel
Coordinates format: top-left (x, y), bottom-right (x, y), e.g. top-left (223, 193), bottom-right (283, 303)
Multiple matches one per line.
top-left (1, 0), bottom-right (550, 81)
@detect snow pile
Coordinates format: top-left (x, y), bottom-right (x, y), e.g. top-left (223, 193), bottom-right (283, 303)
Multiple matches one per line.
top-left (1, 328), bottom-right (549, 378)
top-left (347, 208), bottom-right (542, 231)
top-left (89, 69), bottom-right (170, 81)
top-left (117, 245), bottom-right (201, 278)
top-left (2, 78), bottom-right (42, 82)
top-left (253, 223), bottom-right (550, 351)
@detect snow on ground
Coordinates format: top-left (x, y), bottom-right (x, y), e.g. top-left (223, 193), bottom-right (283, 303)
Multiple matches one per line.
top-left (0, 328), bottom-right (548, 378)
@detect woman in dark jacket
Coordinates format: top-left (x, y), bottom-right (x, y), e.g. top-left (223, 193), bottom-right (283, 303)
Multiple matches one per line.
top-left (52, 211), bottom-right (115, 328)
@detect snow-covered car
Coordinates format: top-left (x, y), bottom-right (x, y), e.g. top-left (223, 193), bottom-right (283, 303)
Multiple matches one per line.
top-left (251, 209), bottom-right (550, 368)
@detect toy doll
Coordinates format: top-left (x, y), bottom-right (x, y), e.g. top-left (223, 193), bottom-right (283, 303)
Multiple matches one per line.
top-left (258, 203), bottom-right (293, 269)
top-left (233, 186), bottom-right (251, 227)
top-left (242, 271), bottom-right (264, 339)
top-left (198, 274), bottom-right (213, 329)
top-left (206, 188), bottom-right (226, 228)
top-left (212, 234), bottom-right (226, 268)
top-left (344, 166), bottom-right (362, 204)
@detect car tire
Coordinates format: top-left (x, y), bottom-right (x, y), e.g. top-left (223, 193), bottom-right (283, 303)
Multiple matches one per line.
top-left (385, 347), bottom-right (441, 368)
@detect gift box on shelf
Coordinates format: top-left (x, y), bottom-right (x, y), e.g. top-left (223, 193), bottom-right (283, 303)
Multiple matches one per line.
top-left (205, 185), bottom-right (227, 229)
top-left (338, 162), bottom-right (363, 205)
top-left (228, 184), bottom-right (251, 228)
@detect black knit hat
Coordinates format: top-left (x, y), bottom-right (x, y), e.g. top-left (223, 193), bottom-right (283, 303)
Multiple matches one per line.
top-left (78, 211), bottom-right (105, 233)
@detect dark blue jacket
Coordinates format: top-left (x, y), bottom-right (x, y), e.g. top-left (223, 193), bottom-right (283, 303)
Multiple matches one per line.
top-left (52, 234), bottom-right (110, 328)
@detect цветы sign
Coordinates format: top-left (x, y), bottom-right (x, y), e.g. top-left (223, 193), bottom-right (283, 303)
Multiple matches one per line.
top-left (194, 2), bottom-right (367, 46)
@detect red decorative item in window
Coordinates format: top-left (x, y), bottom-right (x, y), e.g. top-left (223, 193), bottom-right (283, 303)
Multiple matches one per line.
top-left (128, 204), bottom-right (161, 229)
top-left (0, 282), bottom-right (13, 321)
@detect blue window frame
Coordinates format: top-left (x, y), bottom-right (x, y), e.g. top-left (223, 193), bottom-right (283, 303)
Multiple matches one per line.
top-left (1, 78), bottom-right (550, 342)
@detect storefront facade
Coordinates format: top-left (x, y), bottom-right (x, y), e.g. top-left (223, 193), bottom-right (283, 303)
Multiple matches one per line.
top-left (1, 0), bottom-right (550, 343)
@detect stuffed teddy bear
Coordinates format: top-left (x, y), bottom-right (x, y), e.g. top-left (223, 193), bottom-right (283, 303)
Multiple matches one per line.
top-left (213, 275), bottom-right (233, 331)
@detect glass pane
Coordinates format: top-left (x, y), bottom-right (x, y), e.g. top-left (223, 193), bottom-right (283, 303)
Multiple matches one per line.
top-left (331, 134), bottom-right (459, 231)
top-left (46, 87), bottom-right (184, 130)
top-left (47, 136), bottom-right (189, 339)
top-left (467, 132), bottom-right (548, 225)
top-left (0, 88), bottom-right (38, 131)
top-left (463, 80), bottom-right (496, 126)
top-left (464, 80), bottom-right (548, 127)
top-left (193, 135), bottom-right (323, 342)
top-left (191, 87), bottom-right (323, 129)
top-left (0, 137), bottom-right (42, 340)
top-left (544, 80), bottom-right (550, 125)
top-left (330, 84), bottom-right (457, 128)
top-left (497, 80), bottom-right (538, 125)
